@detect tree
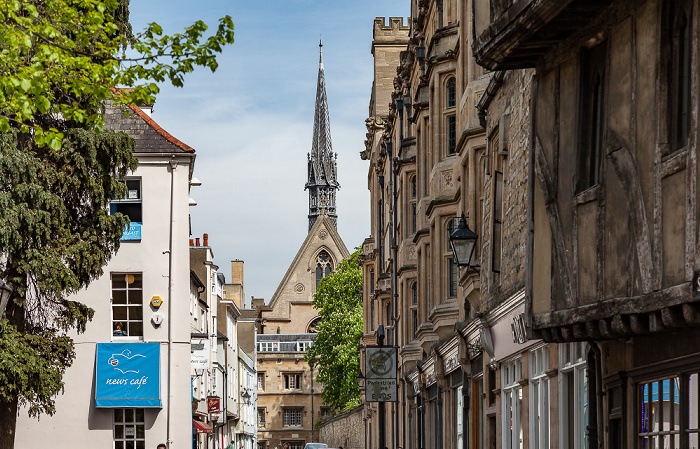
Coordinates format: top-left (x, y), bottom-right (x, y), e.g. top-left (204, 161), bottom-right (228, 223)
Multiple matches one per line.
top-left (306, 249), bottom-right (363, 415)
top-left (0, 1), bottom-right (234, 447)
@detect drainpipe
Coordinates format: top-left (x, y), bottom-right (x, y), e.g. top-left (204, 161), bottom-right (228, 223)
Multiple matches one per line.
top-left (167, 156), bottom-right (178, 448)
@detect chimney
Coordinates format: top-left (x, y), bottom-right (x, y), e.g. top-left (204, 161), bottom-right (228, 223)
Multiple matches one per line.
top-left (231, 260), bottom-right (244, 285)
top-left (203, 233), bottom-right (209, 247)
top-left (196, 238), bottom-right (200, 246)
top-left (189, 239), bottom-right (194, 247)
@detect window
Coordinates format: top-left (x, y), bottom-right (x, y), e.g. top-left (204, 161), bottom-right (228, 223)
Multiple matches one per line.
top-left (111, 178), bottom-right (142, 240)
top-left (447, 114), bottom-right (457, 155)
top-left (113, 408), bottom-right (145, 449)
top-left (315, 251), bottom-right (333, 289)
top-left (492, 170), bottom-right (503, 277)
top-left (283, 443), bottom-right (304, 449)
top-left (258, 373), bottom-right (265, 390)
top-left (638, 372), bottom-right (699, 448)
top-left (258, 341), bottom-right (279, 352)
top-left (284, 373), bottom-right (302, 390)
top-left (410, 175), bottom-right (417, 234)
top-left (667, 0), bottom-right (693, 154)
top-left (258, 443), bottom-right (267, 449)
top-left (258, 408), bottom-right (266, 427)
top-left (412, 309), bottom-right (418, 339)
top-left (447, 218), bottom-right (459, 298)
top-left (529, 346), bottom-right (550, 449)
top-left (559, 342), bottom-right (588, 449)
top-left (297, 341), bottom-right (312, 352)
top-left (283, 409), bottom-right (303, 427)
top-left (321, 407), bottom-right (331, 418)
top-left (577, 42), bottom-right (606, 192)
top-left (112, 273), bottom-right (143, 337)
top-left (446, 77), bottom-right (456, 108)
top-left (501, 358), bottom-right (523, 449)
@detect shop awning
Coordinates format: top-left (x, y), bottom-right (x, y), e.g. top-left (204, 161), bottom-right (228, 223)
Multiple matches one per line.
top-left (193, 419), bottom-right (214, 434)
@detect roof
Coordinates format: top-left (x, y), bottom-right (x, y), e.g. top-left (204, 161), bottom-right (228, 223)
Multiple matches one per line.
top-left (103, 98), bottom-right (195, 154)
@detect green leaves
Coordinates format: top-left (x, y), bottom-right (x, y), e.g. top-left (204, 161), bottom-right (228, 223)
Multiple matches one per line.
top-left (0, 0), bottom-right (234, 148)
top-left (306, 249), bottom-right (363, 415)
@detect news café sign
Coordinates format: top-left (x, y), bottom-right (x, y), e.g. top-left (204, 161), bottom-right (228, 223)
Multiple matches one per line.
top-left (95, 343), bottom-right (161, 408)
top-left (365, 346), bottom-right (397, 402)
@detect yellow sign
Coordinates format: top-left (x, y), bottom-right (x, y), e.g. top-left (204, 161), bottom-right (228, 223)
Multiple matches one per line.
top-left (151, 296), bottom-right (163, 308)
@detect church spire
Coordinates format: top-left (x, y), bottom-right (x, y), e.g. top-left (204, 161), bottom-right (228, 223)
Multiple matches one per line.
top-left (306, 40), bottom-right (339, 231)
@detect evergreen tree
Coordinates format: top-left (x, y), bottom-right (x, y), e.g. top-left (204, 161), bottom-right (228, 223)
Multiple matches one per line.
top-left (0, 1), bottom-right (234, 446)
top-left (307, 249), bottom-right (363, 415)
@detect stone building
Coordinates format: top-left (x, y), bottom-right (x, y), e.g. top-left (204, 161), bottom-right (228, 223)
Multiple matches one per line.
top-left (254, 44), bottom-right (350, 449)
top-left (473, 0), bottom-right (700, 448)
top-left (358, 8), bottom-right (493, 449)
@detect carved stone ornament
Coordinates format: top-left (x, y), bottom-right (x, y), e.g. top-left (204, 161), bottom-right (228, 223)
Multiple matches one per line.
top-left (442, 171), bottom-right (453, 187)
top-left (319, 228), bottom-right (328, 240)
top-left (294, 283), bottom-right (305, 294)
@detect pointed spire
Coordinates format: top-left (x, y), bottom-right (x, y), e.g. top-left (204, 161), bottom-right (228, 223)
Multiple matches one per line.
top-left (306, 41), bottom-right (339, 232)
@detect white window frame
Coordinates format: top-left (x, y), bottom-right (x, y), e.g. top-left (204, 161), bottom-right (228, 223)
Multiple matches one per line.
top-left (258, 373), bottom-right (265, 390)
top-left (111, 273), bottom-right (143, 339)
top-left (297, 341), bottom-right (312, 352)
top-left (113, 408), bottom-right (145, 449)
top-left (529, 345), bottom-right (550, 449)
top-left (258, 341), bottom-right (279, 352)
top-left (501, 357), bottom-right (523, 449)
top-left (283, 409), bottom-right (303, 427)
top-left (284, 373), bottom-right (301, 390)
top-left (559, 342), bottom-right (588, 449)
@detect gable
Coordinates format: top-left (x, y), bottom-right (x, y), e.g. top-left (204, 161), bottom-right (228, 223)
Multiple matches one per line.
top-left (262, 215), bottom-right (350, 332)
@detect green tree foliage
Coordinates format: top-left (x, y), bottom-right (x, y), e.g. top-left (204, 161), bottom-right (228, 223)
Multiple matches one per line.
top-left (306, 249), bottom-right (363, 415)
top-left (0, 0), bottom-right (235, 149)
top-left (0, 1), bottom-right (234, 446)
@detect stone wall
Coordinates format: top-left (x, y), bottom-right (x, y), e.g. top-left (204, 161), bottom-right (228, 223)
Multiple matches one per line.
top-left (317, 406), bottom-right (364, 449)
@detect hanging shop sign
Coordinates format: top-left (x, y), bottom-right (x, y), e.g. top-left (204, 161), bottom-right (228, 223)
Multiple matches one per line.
top-left (95, 343), bottom-right (161, 408)
top-left (365, 346), bottom-right (397, 402)
top-left (191, 338), bottom-right (210, 368)
top-left (207, 396), bottom-right (221, 414)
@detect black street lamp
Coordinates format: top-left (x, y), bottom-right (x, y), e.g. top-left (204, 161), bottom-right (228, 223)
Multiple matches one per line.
top-left (449, 214), bottom-right (479, 268)
top-left (356, 367), bottom-right (366, 389)
top-left (0, 280), bottom-right (13, 334)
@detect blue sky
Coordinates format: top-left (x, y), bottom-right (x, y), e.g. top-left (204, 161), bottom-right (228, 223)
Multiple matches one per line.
top-left (129, 1), bottom-right (408, 302)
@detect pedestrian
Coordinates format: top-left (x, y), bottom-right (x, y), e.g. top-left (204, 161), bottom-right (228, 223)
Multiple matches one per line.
top-left (225, 440), bottom-right (235, 449)
top-left (157, 444), bottom-right (166, 449)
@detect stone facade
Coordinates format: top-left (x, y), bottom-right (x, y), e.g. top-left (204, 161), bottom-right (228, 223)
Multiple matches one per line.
top-left (317, 406), bottom-right (364, 449)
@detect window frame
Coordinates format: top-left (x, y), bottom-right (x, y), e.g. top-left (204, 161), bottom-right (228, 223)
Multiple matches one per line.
top-left (501, 357), bottom-right (523, 449)
top-left (258, 373), bottom-right (265, 390)
top-left (111, 273), bottom-right (143, 339)
top-left (113, 408), bottom-right (145, 449)
top-left (284, 373), bottom-right (302, 390)
top-left (529, 345), bottom-right (550, 449)
top-left (576, 41), bottom-right (607, 193)
top-left (559, 342), bottom-right (588, 449)
top-left (282, 409), bottom-right (303, 427)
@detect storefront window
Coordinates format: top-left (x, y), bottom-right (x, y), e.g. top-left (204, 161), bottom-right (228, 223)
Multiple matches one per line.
top-left (501, 358), bottom-right (523, 449)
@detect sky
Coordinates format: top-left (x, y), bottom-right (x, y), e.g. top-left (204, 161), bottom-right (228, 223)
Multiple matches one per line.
top-left (128, 1), bottom-right (409, 303)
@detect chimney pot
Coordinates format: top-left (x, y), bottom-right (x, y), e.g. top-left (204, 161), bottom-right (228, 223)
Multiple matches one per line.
top-left (196, 238), bottom-right (200, 246)
top-left (189, 239), bottom-right (194, 247)
top-left (203, 233), bottom-right (209, 247)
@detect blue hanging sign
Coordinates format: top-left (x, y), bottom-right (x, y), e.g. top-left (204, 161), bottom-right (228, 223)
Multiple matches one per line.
top-left (95, 343), bottom-right (161, 408)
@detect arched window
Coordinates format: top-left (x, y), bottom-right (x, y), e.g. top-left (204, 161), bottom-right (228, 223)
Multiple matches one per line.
top-left (446, 77), bottom-right (456, 109)
top-left (315, 250), bottom-right (333, 288)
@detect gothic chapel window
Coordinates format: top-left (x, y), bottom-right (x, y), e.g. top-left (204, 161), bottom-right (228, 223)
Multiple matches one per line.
top-left (315, 250), bottom-right (333, 288)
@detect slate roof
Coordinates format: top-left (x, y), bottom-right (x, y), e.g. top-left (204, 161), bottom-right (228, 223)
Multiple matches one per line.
top-left (103, 99), bottom-right (195, 154)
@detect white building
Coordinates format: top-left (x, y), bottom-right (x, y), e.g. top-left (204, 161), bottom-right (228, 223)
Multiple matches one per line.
top-left (16, 101), bottom-right (197, 448)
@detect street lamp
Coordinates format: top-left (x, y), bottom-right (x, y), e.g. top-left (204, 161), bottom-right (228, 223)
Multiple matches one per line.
top-left (356, 368), bottom-right (366, 389)
top-left (449, 214), bottom-right (480, 268)
top-left (0, 280), bottom-right (13, 334)
top-left (241, 389), bottom-right (251, 404)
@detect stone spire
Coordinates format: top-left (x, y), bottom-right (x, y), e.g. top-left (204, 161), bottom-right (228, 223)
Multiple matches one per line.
top-left (306, 40), bottom-right (339, 231)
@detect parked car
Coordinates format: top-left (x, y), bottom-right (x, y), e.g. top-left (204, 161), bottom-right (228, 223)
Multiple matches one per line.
top-left (304, 444), bottom-right (328, 449)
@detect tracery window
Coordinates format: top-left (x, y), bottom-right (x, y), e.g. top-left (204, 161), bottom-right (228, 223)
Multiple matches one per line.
top-left (315, 250), bottom-right (333, 288)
